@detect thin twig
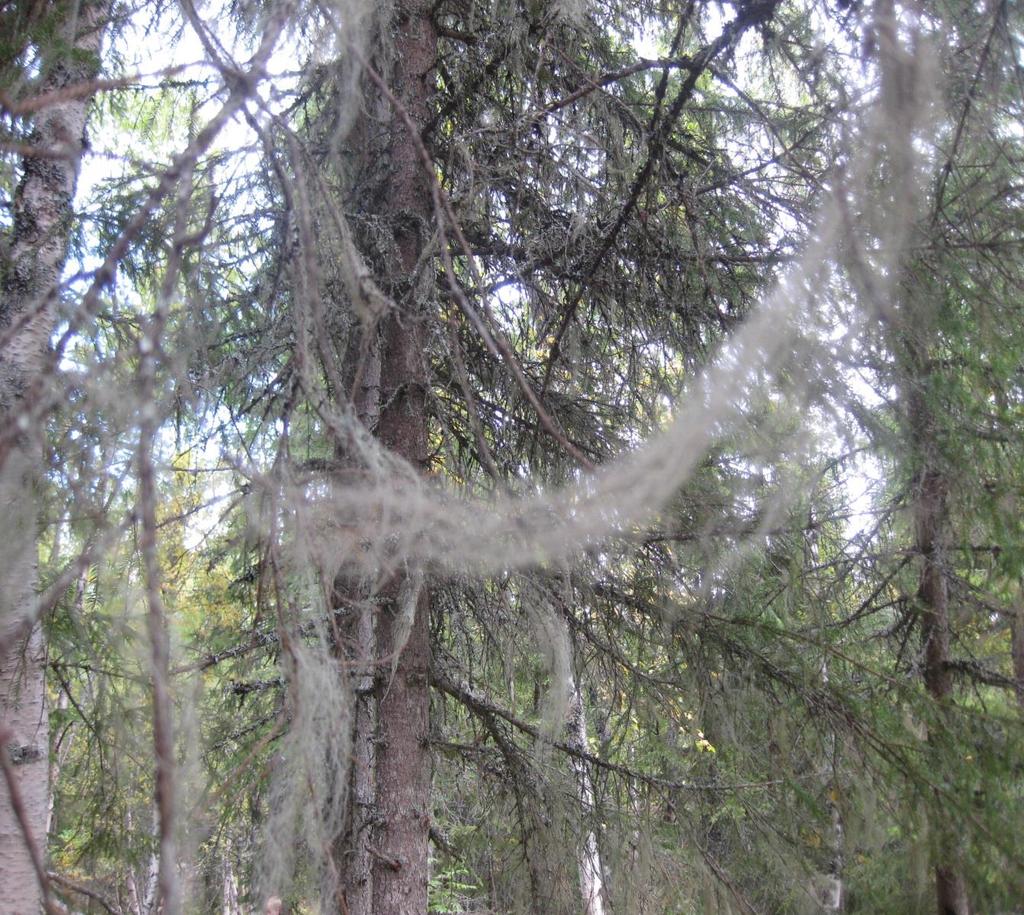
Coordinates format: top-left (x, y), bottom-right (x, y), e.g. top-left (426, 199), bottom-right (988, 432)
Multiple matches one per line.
top-left (47, 872), bottom-right (122, 915)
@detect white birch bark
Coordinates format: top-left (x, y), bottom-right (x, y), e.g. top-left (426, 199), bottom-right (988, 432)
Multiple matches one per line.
top-left (568, 688), bottom-right (606, 915)
top-left (222, 846), bottom-right (242, 915)
top-left (0, 3), bottom-right (109, 909)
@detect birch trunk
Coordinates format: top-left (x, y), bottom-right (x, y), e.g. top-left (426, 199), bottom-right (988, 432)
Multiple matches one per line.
top-left (222, 847), bottom-right (242, 915)
top-left (568, 688), bottom-right (606, 915)
top-left (0, 3), bottom-right (108, 909)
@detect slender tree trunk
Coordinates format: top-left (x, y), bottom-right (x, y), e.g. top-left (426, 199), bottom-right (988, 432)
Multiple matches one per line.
top-left (0, 3), bottom-right (108, 909)
top-left (329, 7), bottom-right (437, 908)
top-left (868, 5), bottom-right (968, 901)
top-left (221, 846), bottom-right (242, 915)
top-left (822, 676), bottom-right (845, 912)
top-left (336, 341), bottom-right (381, 912)
top-left (568, 688), bottom-right (606, 915)
top-left (141, 846), bottom-right (160, 915)
top-left (1012, 595), bottom-right (1024, 715)
top-left (906, 379), bottom-right (970, 915)
top-left (344, 594), bottom-right (377, 912)
top-left (46, 689), bottom-right (73, 839)
top-left (371, 249), bottom-right (434, 911)
top-left (812, 524), bottom-right (844, 913)
top-left (363, 3), bottom-right (437, 912)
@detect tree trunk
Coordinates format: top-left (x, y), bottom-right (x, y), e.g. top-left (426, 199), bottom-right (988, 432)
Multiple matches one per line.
top-left (221, 846), bottom-right (242, 915)
top-left (906, 380), bottom-right (970, 915)
top-left (363, 3), bottom-right (437, 912)
top-left (817, 657), bottom-right (844, 913)
top-left (568, 688), bottom-right (606, 915)
top-left (344, 593), bottom-right (377, 912)
top-left (0, 3), bottom-right (108, 909)
top-left (1012, 595), bottom-right (1024, 714)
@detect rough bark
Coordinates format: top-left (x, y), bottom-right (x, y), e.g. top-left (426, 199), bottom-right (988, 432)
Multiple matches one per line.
top-left (369, 22), bottom-right (437, 915)
top-left (915, 467), bottom-right (953, 704)
top-left (370, 164), bottom-right (435, 912)
top-left (906, 380), bottom-right (970, 915)
top-left (345, 3), bottom-right (438, 912)
top-left (0, 3), bottom-right (108, 910)
top-left (336, 340), bottom-right (381, 912)
top-left (344, 593), bottom-right (377, 913)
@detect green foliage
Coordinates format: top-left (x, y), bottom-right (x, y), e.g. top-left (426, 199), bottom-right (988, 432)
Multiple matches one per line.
top-left (9, 0), bottom-right (1023, 912)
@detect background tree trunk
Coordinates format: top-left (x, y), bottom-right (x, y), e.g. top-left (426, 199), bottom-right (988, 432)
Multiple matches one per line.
top-left (1012, 596), bottom-right (1024, 715)
top-left (568, 687), bottom-right (606, 915)
top-left (0, 3), bottom-right (108, 909)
